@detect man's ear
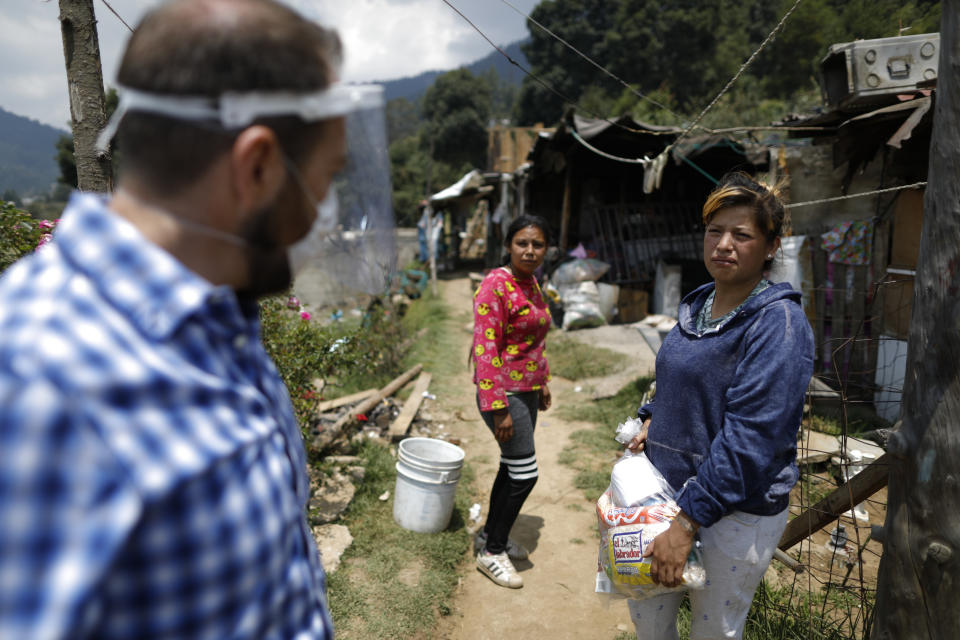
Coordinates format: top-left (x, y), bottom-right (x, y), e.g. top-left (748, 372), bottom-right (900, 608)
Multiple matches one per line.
top-left (230, 125), bottom-right (286, 214)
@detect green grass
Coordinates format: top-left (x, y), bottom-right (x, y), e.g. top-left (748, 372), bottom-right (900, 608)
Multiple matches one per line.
top-left (327, 440), bottom-right (474, 639)
top-left (325, 288), bottom-right (479, 639)
top-left (547, 331), bottom-right (630, 380)
top-left (554, 375), bottom-right (655, 501)
top-left (615, 585), bottom-right (865, 639)
top-left (557, 375), bottom-right (655, 426)
top-left (806, 405), bottom-right (892, 436)
top-left (400, 287), bottom-right (468, 400)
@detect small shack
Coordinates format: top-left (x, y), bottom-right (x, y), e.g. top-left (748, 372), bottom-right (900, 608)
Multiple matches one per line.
top-left (519, 111), bottom-right (769, 312)
top-left (773, 33), bottom-right (938, 422)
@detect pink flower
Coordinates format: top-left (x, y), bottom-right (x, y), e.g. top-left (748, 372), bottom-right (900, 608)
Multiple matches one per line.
top-left (300, 311), bottom-right (311, 321)
top-left (287, 296), bottom-right (301, 310)
top-left (35, 234), bottom-right (53, 251)
top-left (38, 220), bottom-right (56, 230)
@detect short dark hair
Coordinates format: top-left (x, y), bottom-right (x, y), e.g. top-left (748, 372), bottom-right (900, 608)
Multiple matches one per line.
top-left (115, 0), bottom-right (342, 192)
top-left (503, 215), bottom-right (553, 248)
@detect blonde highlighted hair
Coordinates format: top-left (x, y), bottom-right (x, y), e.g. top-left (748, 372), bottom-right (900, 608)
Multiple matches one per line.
top-left (702, 172), bottom-right (790, 241)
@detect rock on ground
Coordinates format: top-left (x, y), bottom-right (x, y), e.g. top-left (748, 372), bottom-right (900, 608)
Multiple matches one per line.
top-left (312, 524), bottom-right (353, 574)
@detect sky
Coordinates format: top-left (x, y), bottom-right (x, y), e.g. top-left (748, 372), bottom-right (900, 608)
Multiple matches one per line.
top-left (0, 0), bottom-right (540, 130)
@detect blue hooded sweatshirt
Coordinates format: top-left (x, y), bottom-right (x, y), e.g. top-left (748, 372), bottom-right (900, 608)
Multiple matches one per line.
top-left (639, 281), bottom-right (814, 528)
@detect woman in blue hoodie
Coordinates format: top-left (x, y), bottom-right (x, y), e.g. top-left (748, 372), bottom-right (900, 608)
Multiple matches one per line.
top-left (626, 172), bottom-right (814, 639)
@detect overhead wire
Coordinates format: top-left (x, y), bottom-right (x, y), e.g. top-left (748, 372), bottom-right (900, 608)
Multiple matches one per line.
top-left (438, 0), bottom-right (676, 137)
top-left (445, 0), bottom-right (831, 148)
top-left (100, 0), bottom-right (134, 33)
top-left (672, 0), bottom-right (805, 148)
top-left (496, 0), bottom-right (691, 127)
top-left (785, 182), bottom-right (927, 209)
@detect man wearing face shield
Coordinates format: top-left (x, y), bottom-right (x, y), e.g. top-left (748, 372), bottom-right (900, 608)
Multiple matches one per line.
top-left (0, 0), bottom-right (392, 637)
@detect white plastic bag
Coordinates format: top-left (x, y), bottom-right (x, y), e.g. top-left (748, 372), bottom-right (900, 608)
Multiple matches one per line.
top-left (552, 258), bottom-right (610, 286)
top-left (559, 281), bottom-right (606, 330)
top-left (595, 417), bottom-right (706, 600)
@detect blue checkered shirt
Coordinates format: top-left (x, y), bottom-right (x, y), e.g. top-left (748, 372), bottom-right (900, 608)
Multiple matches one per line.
top-left (0, 193), bottom-right (334, 639)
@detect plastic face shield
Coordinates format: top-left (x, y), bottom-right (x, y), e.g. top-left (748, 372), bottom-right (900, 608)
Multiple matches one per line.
top-left (98, 83), bottom-right (397, 302)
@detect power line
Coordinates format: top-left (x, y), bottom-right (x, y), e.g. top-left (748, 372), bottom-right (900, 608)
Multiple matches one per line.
top-left (673, 0), bottom-right (804, 148)
top-left (442, 0), bottom-right (831, 150)
top-left (100, 0), bottom-right (134, 33)
top-left (785, 182), bottom-right (927, 209)
top-left (438, 0), bottom-right (610, 125)
top-left (496, 0), bottom-right (690, 127)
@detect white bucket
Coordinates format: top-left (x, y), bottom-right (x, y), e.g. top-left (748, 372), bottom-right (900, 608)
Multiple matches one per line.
top-left (393, 437), bottom-right (465, 534)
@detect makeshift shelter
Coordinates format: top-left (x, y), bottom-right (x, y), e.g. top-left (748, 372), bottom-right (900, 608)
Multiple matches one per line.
top-left (426, 169), bottom-right (503, 270)
top-left (520, 111), bottom-right (769, 310)
top-left (771, 38), bottom-right (936, 421)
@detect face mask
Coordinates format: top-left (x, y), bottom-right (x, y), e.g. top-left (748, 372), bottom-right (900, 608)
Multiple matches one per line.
top-left (287, 187), bottom-right (339, 276)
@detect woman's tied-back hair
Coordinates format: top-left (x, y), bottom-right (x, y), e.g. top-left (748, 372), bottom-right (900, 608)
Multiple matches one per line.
top-left (501, 214), bottom-right (553, 265)
top-left (702, 172), bottom-right (789, 270)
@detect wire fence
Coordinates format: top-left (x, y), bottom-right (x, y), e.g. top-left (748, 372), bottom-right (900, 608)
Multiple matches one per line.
top-left (749, 235), bottom-right (912, 639)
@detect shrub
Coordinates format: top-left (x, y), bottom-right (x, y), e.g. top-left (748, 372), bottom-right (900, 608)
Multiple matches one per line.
top-left (259, 295), bottom-right (409, 442)
top-left (0, 202), bottom-right (53, 273)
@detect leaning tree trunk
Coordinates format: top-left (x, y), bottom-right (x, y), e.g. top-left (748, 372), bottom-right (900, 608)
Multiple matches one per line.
top-left (59, 0), bottom-right (112, 192)
top-left (871, 2), bottom-right (960, 638)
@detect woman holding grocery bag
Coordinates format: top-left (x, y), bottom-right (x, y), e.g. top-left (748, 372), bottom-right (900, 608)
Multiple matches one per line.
top-left (625, 172), bottom-right (814, 638)
top-left (472, 215), bottom-right (553, 589)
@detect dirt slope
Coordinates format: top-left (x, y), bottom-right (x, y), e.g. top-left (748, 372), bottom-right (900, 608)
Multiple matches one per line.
top-left (429, 275), bottom-right (656, 640)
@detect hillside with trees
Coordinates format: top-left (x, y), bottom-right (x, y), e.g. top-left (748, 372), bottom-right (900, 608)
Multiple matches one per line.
top-left (0, 108), bottom-right (67, 198)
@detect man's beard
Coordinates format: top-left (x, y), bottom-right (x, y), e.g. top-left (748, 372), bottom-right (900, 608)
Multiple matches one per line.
top-left (235, 195), bottom-right (295, 299)
top-left (237, 245), bottom-right (292, 299)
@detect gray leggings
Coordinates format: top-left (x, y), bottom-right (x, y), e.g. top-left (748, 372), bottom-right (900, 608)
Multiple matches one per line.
top-left (477, 391), bottom-right (539, 555)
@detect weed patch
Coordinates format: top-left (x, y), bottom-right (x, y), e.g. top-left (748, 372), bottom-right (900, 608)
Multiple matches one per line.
top-left (557, 375), bottom-right (654, 426)
top-left (548, 331), bottom-right (629, 380)
top-left (327, 440), bottom-right (473, 639)
top-left (555, 376), bottom-right (654, 501)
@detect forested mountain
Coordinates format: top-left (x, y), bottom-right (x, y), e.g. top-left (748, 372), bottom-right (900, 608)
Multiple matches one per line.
top-left (0, 107), bottom-right (66, 197)
top-left (382, 40), bottom-right (529, 103)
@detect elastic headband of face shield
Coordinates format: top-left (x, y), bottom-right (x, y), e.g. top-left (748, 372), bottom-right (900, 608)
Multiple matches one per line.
top-left (98, 83), bottom-right (397, 304)
top-left (96, 83), bottom-right (383, 152)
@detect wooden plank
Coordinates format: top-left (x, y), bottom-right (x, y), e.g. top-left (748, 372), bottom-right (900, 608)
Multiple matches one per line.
top-left (559, 158), bottom-right (573, 252)
top-left (797, 428), bottom-right (842, 465)
top-left (812, 246), bottom-right (827, 370)
top-left (864, 217), bottom-right (889, 383)
top-left (389, 372), bottom-right (432, 438)
top-left (316, 389), bottom-right (378, 414)
top-left (312, 364), bottom-right (423, 451)
top-left (779, 453), bottom-right (891, 551)
top-left (849, 265), bottom-right (868, 393)
top-left (832, 262), bottom-right (848, 376)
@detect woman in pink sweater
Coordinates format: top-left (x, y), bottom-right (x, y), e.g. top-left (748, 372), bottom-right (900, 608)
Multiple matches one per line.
top-left (472, 215), bottom-right (552, 589)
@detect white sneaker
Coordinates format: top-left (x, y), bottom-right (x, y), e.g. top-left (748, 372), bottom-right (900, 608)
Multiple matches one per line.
top-left (476, 551), bottom-right (523, 588)
top-left (474, 531), bottom-right (530, 561)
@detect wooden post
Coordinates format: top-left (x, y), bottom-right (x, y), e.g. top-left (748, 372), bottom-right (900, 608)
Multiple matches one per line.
top-left (389, 372), bottom-right (432, 438)
top-left (559, 156), bottom-right (574, 252)
top-left (872, 4), bottom-right (960, 637)
top-left (779, 453), bottom-right (890, 551)
top-left (59, 0), bottom-right (112, 192)
top-left (312, 364), bottom-right (423, 451)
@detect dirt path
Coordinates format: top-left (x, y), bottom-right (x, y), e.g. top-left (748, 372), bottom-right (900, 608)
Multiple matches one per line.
top-left (429, 275), bottom-right (657, 640)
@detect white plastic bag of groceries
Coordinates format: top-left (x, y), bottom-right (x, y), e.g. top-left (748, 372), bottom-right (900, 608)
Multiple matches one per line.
top-left (609, 417), bottom-right (674, 507)
top-left (595, 417), bottom-right (706, 600)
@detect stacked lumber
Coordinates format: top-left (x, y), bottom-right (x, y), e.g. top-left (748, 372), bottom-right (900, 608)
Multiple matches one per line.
top-left (310, 365), bottom-right (437, 453)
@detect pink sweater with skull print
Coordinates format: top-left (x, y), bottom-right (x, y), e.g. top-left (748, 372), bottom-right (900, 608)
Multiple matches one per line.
top-left (472, 267), bottom-right (552, 412)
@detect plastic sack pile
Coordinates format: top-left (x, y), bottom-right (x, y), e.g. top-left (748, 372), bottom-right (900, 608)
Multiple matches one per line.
top-left (550, 258), bottom-right (611, 330)
top-left (595, 417), bottom-right (706, 600)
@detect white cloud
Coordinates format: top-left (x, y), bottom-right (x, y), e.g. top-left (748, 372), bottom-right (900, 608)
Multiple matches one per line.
top-left (1, 0), bottom-right (538, 128)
